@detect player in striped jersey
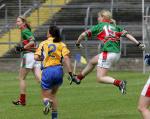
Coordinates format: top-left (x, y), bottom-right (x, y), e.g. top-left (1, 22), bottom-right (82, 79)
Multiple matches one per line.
top-left (75, 9), bottom-right (145, 94)
top-left (12, 16), bottom-right (41, 106)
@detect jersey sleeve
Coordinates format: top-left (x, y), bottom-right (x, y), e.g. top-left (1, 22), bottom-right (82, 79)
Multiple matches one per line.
top-left (116, 25), bottom-right (128, 37)
top-left (61, 43), bottom-right (70, 57)
top-left (85, 24), bottom-right (99, 37)
top-left (23, 29), bottom-right (35, 41)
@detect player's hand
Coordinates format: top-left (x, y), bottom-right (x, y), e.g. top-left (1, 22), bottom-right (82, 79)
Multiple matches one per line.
top-left (137, 42), bottom-right (146, 50)
top-left (68, 72), bottom-right (80, 85)
top-left (75, 43), bottom-right (84, 49)
top-left (15, 46), bottom-right (24, 52)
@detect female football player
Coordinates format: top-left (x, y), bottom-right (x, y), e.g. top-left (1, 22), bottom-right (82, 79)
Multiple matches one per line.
top-left (34, 25), bottom-right (75, 119)
top-left (12, 16), bottom-right (41, 106)
top-left (138, 54), bottom-right (150, 119)
top-left (74, 9), bottom-right (145, 94)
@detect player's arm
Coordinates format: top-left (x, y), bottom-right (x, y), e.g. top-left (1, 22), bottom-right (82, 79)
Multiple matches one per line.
top-left (63, 54), bottom-right (80, 85)
top-left (62, 45), bottom-right (73, 73)
top-left (75, 30), bottom-right (91, 48)
top-left (34, 54), bottom-right (42, 61)
top-left (125, 33), bottom-right (145, 50)
top-left (34, 43), bottom-right (43, 61)
top-left (24, 40), bottom-right (34, 50)
top-left (23, 30), bottom-right (36, 50)
top-left (76, 32), bottom-right (87, 44)
top-left (76, 25), bottom-right (98, 48)
top-left (62, 44), bottom-right (80, 84)
top-left (63, 54), bottom-right (73, 73)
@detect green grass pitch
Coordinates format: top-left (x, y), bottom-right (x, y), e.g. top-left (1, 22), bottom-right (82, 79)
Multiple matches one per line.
top-left (0, 71), bottom-right (149, 119)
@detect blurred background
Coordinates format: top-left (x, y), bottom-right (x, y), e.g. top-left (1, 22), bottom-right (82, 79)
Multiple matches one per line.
top-left (0, 0), bottom-right (150, 72)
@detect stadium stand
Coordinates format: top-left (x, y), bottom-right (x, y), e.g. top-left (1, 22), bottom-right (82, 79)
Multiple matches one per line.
top-left (0, 0), bottom-right (70, 57)
top-left (34, 0), bottom-right (144, 58)
top-left (0, 0), bottom-right (150, 72)
top-left (0, 0), bottom-right (149, 59)
top-left (0, 0), bottom-right (46, 57)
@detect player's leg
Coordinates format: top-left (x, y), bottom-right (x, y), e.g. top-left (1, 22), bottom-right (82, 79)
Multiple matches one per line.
top-left (50, 86), bottom-right (59, 119)
top-left (138, 95), bottom-right (150, 119)
top-left (12, 67), bottom-right (30, 105)
top-left (12, 53), bottom-right (34, 105)
top-left (75, 55), bottom-right (98, 82)
top-left (31, 54), bottom-right (41, 83)
top-left (41, 65), bottom-right (63, 119)
top-left (96, 52), bottom-right (126, 94)
top-left (32, 63), bottom-right (41, 83)
top-left (96, 67), bottom-right (114, 83)
top-left (42, 86), bottom-right (59, 117)
top-left (138, 78), bottom-right (150, 119)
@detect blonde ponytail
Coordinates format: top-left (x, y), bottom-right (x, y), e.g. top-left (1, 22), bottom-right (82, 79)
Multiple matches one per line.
top-left (110, 19), bottom-right (116, 25)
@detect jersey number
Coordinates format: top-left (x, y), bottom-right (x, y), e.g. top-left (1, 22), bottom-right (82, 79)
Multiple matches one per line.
top-left (48, 44), bottom-right (56, 58)
top-left (103, 25), bottom-right (115, 37)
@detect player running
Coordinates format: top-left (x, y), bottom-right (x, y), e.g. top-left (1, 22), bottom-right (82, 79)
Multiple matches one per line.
top-left (34, 25), bottom-right (76, 119)
top-left (12, 16), bottom-right (41, 106)
top-left (138, 54), bottom-right (150, 119)
top-left (74, 9), bottom-right (145, 94)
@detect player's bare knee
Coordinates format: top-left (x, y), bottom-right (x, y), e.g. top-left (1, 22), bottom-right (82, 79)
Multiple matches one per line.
top-left (96, 76), bottom-right (104, 83)
top-left (137, 105), bottom-right (146, 112)
top-left (89, 59), bottom-right (96, 66)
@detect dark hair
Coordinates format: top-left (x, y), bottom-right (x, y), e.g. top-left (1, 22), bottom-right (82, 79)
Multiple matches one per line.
top-left (49, 26), bottom-right (61, 42)
top-left (18, 16), bottom-right (31, 31)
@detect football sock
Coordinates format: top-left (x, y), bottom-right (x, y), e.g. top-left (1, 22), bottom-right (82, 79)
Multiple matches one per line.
top-left (113, 79), bottom-right (121, 87)
top-left (19, 94), bottom-right (26, 104)
top-left (77, 73), bottom-right (85, 80)
top-left (43, 99), bottom-right (50, 106)
top-left (52, 111), bottom-right (58, 119)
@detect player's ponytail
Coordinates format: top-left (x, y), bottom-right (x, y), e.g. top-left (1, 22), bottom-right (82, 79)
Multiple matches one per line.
top-left (49, 26), bottom-right (61, 43)
top-left (110, 19), bottom-right (116, 25)
top-left (18, 16), bottom-right (31, 31)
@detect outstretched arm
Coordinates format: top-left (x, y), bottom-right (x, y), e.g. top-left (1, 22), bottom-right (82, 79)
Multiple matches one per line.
top-left (75, 32), bottom-right (88, 48)
top-left (76, 32), bottom-right (87, 44)
top-left (125, 33), bottom-right (145, 50)
top-left (63, 55), bottom-right (80, 85)
top-left (63, 55), bottom-right (72, 73)
top-left (125, 34), bottom-right (140, 45)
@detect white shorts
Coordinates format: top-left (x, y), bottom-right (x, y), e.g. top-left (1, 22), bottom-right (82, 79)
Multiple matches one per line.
top-left (20, 52), bottom-right (41, 69)
top-left (141, 77), bottom-right (150, 97)
top-left (97, 52), bottom-right (121, 69)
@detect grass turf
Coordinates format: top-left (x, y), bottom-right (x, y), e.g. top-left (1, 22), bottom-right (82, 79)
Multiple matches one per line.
top-left (0, 71), bottom-right (149, 119)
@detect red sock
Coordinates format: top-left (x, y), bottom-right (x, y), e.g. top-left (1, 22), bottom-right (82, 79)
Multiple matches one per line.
top-left (77, 73), bottom-right (85, 80)
top-left (113, 80), bottom-right (121, 86)
top-left (19, 94), bottom-right (26, 104)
